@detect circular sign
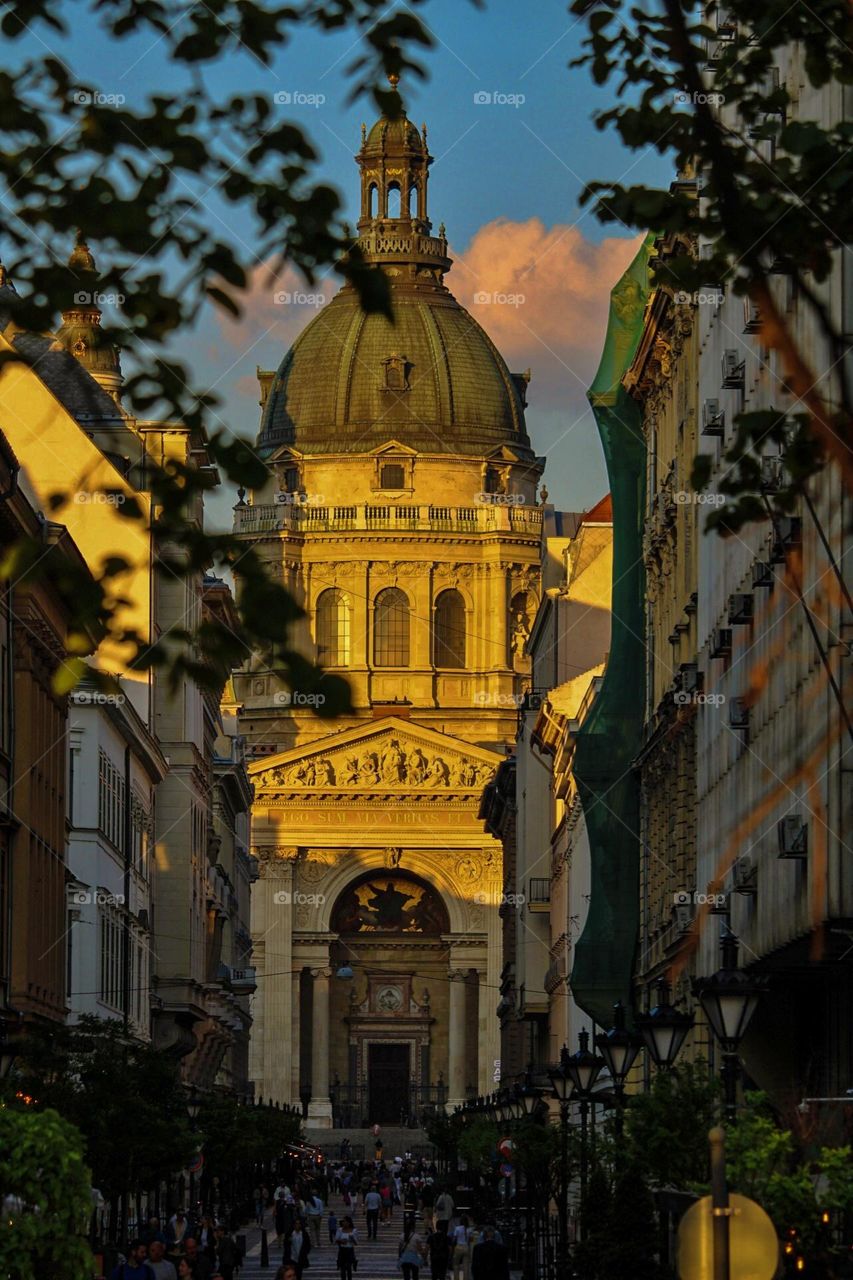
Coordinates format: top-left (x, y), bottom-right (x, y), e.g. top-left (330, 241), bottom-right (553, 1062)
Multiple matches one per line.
top-left (187, 1153), bottom-right (204, 1175)
top-left (497, 1137), bottom-right (514, 1160)
top-left (677, 1193), bottom-right (779, 1280)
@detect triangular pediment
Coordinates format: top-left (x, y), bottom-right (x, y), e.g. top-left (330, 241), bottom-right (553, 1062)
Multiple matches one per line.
top-left (368, 440), bottom-right (419, 458)
top-left (484, 445), bottom-right (523, 463)
top-left (267, 444), bottom-right (305, 463)
top-left (250, 716), bottom-right (503, 793)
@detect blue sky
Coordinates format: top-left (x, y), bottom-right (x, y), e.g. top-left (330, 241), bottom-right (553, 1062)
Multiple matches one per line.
top-left (20, 1), bottom-right (673, 523)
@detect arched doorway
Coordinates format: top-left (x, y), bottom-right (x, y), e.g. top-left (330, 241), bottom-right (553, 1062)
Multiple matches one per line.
top-left (329, 871), bottom-right (451, 1127)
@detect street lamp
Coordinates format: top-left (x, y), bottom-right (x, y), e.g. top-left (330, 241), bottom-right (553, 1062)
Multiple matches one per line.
top-left (561, 1031), bottom-right (605, 1209)
top-left (186, 1089), bottom-right (203, 1125)
top-left (635, 977), bottom-right (694, 1070)
top-left (512, 1068), bottom-right (542, 1280)
top-left (595, 1002), bottom-right (642, 1137)
top-left (693, 930), bottom-right (767, 1121)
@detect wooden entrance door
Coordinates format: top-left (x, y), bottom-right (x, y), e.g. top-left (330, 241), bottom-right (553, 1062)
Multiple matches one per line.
top-left (367, 1043), bottom-right (410, 1125)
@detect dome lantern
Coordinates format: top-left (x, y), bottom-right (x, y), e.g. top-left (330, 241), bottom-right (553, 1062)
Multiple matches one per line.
top-left (355, 76), bottom-right (450, 278)
top-left (57, 231), bottom-right (123, 402)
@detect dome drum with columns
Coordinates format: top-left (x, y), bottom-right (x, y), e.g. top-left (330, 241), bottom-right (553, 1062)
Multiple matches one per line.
top-left (236, 86), bottom-right (545, 1123)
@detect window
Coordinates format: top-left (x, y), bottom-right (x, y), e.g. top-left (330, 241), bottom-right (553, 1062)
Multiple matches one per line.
top-left (98, 749), bottom-right (125, 850)
top-left (99, 903), bottom-right (123, 1011)
top-left (433, 590), bottom-right (466, 669)
top-left (368, 184), bottom-right (377, 217)
top-left (316, 589), bottom-right (351, 667)
top-left (380, 463), bottom-right (405, 490)
top-left (387, 182), bottom-right (402, 218)
top-left (374, 588), bottom-right (410, 667)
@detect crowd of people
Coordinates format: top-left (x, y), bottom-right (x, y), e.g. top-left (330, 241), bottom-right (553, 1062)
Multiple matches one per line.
top-left (110, 1212), bottom-right (243, 1280)
top-left (262, 1150), bottom-right (511, 1280)
top-left (111, 1146), bottom-right (510, 1280)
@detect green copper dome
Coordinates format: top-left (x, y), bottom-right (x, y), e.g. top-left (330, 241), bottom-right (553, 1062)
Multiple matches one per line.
top-left (257, 282), bottom-right (533, 458)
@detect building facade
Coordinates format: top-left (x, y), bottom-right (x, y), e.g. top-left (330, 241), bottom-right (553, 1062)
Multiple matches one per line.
top-left (483, 502), bottom-right (613, 1077)
top-left (234, 96), bottom-right (545, 1123)
top-left (0, 249), bottom-right (253, 1090)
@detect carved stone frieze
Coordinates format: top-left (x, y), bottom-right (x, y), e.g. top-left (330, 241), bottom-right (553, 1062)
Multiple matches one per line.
top-left (255, 733), bottom-right (496, 793)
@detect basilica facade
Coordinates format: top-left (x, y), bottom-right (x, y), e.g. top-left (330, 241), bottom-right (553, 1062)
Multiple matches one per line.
top-left (233, 92), bottom-right (544, 1127)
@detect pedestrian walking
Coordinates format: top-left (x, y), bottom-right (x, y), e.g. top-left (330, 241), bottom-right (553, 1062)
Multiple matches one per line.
top-left (334, 1215), bottom-right (358, 1280)
top-left (253, 1185), bottom-right (265, 1225)
top-left (470, 1227), bottom-right (509, 1280)
top-left (398, 1226), bottom-right (427, 1280)
top-left (449, 1217), bottom-right (471, 1280)
top-left (426, 1225), bottom-right (450, 1280)
top-left (380, 1181), bottom-right (392, 1223)
top-left (147, 1242), bottom-right (177, 1280)
top-left (433, 1190), bottom-right (454, 1235)
top-left (285, 1218), bottom-right (311, 1278)
top-left (213, 1226), bottom-right (241, 1280)
top-left (305, 1190), bottom-right (324, 1247)
top-left (111, 1241), bottom-right (155, 1280)
top-left (364, 1185), bottom-right (381, 1239)
top-left (328, 1209), bottom-right (339, 1244)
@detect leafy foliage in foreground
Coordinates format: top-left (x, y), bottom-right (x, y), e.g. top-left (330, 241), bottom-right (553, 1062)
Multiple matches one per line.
top-left (0, 1105), bottom-right (93, 1280)
top-left (570, 0), bottom-right (853, 532)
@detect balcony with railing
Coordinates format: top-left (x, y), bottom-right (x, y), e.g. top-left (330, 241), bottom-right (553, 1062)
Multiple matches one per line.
top-left (234, 500), bottom-right (543, 537)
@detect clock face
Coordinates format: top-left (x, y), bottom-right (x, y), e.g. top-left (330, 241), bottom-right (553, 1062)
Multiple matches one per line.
top-left (376, 985), bottom-right (403, 1011)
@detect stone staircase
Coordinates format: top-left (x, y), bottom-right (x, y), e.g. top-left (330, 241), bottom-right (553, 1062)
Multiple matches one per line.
top-left (304, 1127), bottom-right (434, 1162)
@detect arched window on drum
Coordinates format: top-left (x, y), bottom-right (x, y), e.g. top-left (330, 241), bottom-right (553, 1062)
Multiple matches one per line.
top-left (374, 587), bottom-right (410, 667)
top-left (315, 589), bottom-right (351, 667)
top-left (433, 589), bottom-right (466, 669)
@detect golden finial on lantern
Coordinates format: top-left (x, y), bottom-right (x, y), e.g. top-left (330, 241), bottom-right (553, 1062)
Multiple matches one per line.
top-left (387, 71), bottom-right (400, 88)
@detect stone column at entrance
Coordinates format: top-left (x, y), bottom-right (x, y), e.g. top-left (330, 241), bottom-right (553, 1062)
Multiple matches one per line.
top-left (448, 969), bottom-right (467, 1109)
top-left (307, 966), bottom-right (333, 1128)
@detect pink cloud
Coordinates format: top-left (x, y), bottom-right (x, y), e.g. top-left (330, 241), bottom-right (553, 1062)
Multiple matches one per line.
top-left (451, 218), bottom-right (642, 408)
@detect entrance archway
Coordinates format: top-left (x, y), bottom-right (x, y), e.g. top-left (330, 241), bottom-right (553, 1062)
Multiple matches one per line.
top-left (328, 871), bottom-right (452, 1127)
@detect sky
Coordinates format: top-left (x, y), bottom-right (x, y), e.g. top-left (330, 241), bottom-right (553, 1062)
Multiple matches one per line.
top-left (19, 0), bottom-right (673, 526)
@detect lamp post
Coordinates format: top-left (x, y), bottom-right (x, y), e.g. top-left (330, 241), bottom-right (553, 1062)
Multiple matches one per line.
top-left (693, 930), bottom-right (767, 1122)
top-left (562, 1032), bottom-right (605, 1219)
top-left (635, 977), bottom-right (694, 1071)
top-left (595, 1002), bottom-right (642, 1139)
top-left (512, 1069), bottom-right (541, 1280)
